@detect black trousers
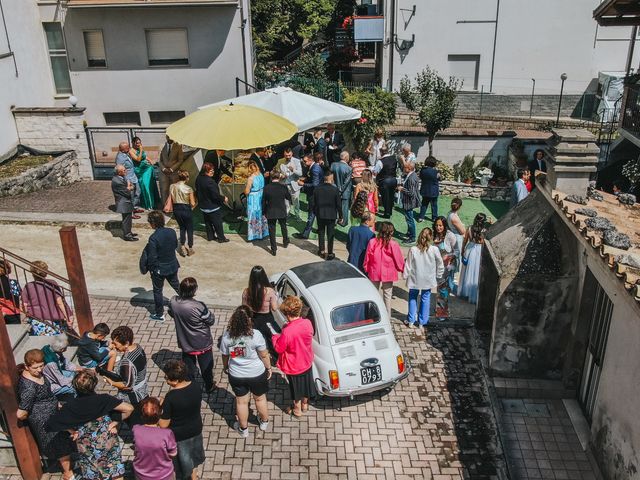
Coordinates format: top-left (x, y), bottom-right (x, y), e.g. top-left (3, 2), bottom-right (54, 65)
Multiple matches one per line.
top-left (202, 209), bottom-right (226, 241)
top-left (317, 219), bottom-right (336, 254)
top-left (151, 271), bottom-right (180, 315)
top-left (301, 194), bottom-right (316, 238)
top-left (182, 349), bottom-right (214, 391)
top-left (121, 212), bottom-right (133, 238)
top-left (173, 204), bottom-right (194, 247)
top-left (379, 177), bottom-right (397, 217)
top-left (267, 218), bottom-right (288, 252)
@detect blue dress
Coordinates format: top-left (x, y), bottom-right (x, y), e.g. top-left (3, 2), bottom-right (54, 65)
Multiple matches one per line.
top-left (247, 174), bottom-right (268, 241)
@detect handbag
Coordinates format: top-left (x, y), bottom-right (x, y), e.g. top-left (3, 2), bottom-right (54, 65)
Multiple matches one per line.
top-left (163, 195), bottom-right (173, 214)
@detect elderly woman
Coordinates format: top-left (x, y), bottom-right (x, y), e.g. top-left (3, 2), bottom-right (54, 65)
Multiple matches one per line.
top-left (133, 397), bottom-right (177, 480)
top-left (0, 259), bottom-right (21, 324)
top-left (17, 349), bottom-right (75, 480)
top-left (159, 360), bottom-right (205, 480)
top-left (22, 260), bottom-right (74, 336)
top-left (168, 277), bottom-right (216, 392)
top-left (104, 326), bottom-right (148, 418)
top-left (220, 305), bottom-right (272, 437)
top-left (244, 160), bottom-right (269, 241)
top-left (42, 335), bottom-right (79, 401)
top-left (47, 369), bottom-right (134, 480)
top-left (272, 296), bottom-right (315, 418)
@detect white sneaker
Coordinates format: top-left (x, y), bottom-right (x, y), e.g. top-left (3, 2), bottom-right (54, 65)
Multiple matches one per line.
top-left (233, 421), bottom-right (249, 438)
top-left (258, 418), bottom-right (269, 431)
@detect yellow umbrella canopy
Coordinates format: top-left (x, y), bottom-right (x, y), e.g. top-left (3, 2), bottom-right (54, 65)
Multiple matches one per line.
top-left (166, 103), bottom-right (298, 150)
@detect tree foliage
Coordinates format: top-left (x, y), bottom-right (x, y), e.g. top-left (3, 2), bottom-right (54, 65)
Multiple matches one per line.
top-left (341, 88), bottom-right (397, 151)
top-left (398, 67), bottom-right (460, 155)
top-left (251, 0), bottom-right (337, 63)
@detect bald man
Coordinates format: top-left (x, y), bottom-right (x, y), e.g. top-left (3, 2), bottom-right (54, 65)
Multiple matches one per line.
top-left (115, 141), bottom-right (141, 217)
top-left (111, 164), bottom-right (137, 241)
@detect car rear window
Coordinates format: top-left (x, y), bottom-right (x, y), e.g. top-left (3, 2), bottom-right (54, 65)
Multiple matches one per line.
top-left (331, 302), bottom-right (381, 331)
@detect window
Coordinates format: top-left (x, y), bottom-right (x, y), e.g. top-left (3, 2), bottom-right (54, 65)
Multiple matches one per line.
top-left (145, 29), bottom-right (189, 66)
top-left (300, 296), bottom-right (316, 335)
top-left (43, 22), bottom-right (72, 95)
top-left (104, 112), bottom-right (141, 126)
top-left (83, 30), bottom-right (106, 68)
top-left (277, 279), bottom-right (297, 299)
top-left (149, 111), bottom-right (186, 124)
top-left (448, 54), bottom-right (480, 91)
top-left (331, 301), bottom-right (380, 331)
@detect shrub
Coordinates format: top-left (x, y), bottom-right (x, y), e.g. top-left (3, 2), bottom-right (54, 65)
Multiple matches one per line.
top-left (437, 161), bottom-right (455, 181)
top-left (341, 87), bottom-right (396, 151)
top-left (453, 155), bottom-right (475, 182)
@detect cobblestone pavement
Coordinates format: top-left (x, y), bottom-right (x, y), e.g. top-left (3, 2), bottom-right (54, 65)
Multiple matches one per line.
top-left (2, 297), bottom-right (504, 480)
top-left (500, 399), bottom-right (599, 479)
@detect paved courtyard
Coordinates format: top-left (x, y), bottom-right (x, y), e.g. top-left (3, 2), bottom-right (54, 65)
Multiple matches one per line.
top-left (2, 298), bottom-right (503, 480)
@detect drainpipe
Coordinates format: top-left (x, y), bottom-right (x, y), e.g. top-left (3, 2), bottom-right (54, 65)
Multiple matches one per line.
top-left (238, 0), bottom-right (249, 94)
top-left (625, 26), bottom-right (638, 77)
top-left (489, 0), bottom-right (500, 93)
top-left (388, 0), bottom-right (396, 91)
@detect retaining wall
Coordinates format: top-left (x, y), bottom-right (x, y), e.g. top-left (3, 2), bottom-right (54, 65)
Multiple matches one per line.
top-left (439, 180), bottom-right (511, 202)
top-left (0, 151), bottom-right (80, 197)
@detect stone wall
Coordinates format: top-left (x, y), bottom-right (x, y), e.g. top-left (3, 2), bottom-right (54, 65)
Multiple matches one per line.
top-left (455, 94), bottom-right (590, 118)
top-left (12, 107), bottom-right (92, 179)
top-left (439, 180), bottom-right (511, 202)
top-left (0, 151), bottom-right (80, 197)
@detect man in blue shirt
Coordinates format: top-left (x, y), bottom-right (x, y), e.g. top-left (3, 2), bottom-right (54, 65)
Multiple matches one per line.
top-left (115, 141), bottom-right (141, 216)
top-left (347, 212), bottom-right (376, 272)
top-left (510, 168), bottom-right (530, 208)
top-left (294, 152), bottom-right (324, 239)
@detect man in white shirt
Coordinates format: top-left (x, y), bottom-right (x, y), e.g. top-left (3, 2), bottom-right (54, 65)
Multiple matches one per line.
top-left (279, 148), bottom-right (303, 218)
top-left (510, 168), bottom-right (530, 207)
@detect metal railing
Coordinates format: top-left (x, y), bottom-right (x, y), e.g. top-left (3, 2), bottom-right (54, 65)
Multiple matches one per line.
top-left (0, 247), bottom-right (77, 338)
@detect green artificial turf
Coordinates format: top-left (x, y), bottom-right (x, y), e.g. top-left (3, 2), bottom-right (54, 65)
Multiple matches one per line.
top-left (184, 195), bottom-right (508, 242)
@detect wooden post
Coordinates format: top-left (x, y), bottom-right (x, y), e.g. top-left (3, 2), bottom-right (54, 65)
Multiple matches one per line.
top-left (59, 226), bottom-right (94, 334)
top-left (0, 312), bottom-right (43, 480)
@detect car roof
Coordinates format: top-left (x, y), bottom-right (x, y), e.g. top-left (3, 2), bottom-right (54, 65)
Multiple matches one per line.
top-left (289, 261), bottom-right (363, 288)
top-left (305, 277), bottom-right (383, 313)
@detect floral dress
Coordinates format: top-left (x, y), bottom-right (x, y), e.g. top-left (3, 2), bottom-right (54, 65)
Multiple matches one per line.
top-left (75, 415), bottom-right (125, 479)
top-left (246, 173), bottom-right (268, 241)
top-left (434, 231), bottom-right (459, 320)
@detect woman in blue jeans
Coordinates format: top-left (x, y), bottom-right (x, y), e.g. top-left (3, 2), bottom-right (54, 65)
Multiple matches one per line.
top-left (402, 227), bottom-right (444, 327)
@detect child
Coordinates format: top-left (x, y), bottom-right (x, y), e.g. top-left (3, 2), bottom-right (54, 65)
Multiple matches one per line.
top-left (347, 212), bottom-right (376, 272)
top-left (77, 323), bottom-right (114, 368)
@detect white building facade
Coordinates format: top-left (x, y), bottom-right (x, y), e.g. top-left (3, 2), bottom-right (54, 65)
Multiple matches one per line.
top-left (377, 0), bottom-right (639, 116)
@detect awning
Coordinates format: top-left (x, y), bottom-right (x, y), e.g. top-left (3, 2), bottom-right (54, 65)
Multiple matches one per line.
top-left (594, 0), bottom-right (640, 26)
top-left (199, 87), bottom-right (362, 132)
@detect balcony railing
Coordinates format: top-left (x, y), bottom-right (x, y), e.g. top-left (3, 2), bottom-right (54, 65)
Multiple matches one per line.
top-left (621, 82), bottom-right (640, 139)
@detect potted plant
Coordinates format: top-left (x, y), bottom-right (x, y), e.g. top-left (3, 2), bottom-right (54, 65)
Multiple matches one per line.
top-left (454, 155), bottom-right (476, 184)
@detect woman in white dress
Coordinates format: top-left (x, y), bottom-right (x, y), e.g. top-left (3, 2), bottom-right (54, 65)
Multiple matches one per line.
top-left (458, 213), bottom-right (487, 305)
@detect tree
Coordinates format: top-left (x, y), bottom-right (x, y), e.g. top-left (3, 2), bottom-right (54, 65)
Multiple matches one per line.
top-left (251, 0), bottom-right (337, 63)
top-left (342, 88), bottom-right (396, 151)
top-left (398, 67), bottom-right (460, 156)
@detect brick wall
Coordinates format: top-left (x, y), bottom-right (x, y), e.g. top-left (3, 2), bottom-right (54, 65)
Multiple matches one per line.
top-left (12, 107), bottom-right (92, 179)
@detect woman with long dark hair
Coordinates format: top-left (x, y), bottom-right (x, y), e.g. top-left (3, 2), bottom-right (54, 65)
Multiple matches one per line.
top-left (129, 136), bottom-right (160, 210)
top-left (432, 216), bottom-right (459, 321)
top-left (242, 266), bottom-right (278, 352)
top-left (220, 305), bottom-right (272, 437)
top-left (363, 221), bottom-right (404, 317)
top-left (458, 213), bottom-right (487, 305)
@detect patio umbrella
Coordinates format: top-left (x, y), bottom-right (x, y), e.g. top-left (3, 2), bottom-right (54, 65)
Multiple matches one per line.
top-left (199, 87), bottom-right (362, 132)
top-left (166, 103), bottom-right (297, 150)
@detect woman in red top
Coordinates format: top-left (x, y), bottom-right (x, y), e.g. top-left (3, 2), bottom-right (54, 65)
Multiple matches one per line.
top-left (272, 296), bottom-right (314, 418)
top-left (363, 222), bottom-right (405, 318)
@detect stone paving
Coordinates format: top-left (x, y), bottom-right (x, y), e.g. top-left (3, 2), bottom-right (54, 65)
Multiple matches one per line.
top-left (499, 399), bottom-right (599, 480)
top-left (1, 297), bottom-right (504, 480)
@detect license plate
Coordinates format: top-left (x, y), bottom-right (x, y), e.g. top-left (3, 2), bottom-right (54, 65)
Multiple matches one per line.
top-left (360, 365), bottom-right (382, 385)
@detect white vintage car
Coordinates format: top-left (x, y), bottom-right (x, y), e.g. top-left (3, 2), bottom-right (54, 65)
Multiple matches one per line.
top-left (271, 260), bottom-right (410, 398)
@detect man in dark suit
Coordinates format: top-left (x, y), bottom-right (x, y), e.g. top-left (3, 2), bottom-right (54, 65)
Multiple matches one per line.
top-left (112, 165), bottom-right (138, 241)
top-left (313, 171), bottom-right (342, 260)
top-left (417, 156), bottom-right (440, 222)
top-left (204, 149), bottom-right (233, 184)
top-left (331, 151), bottom-right (353, 227)
top-left (527, 149), bottom-right (547, 189)
top-left (294, 153), bottom-right (324, 239)
top-left (144, 210), bottom-right (180, 321)
top-left (262, 170), bottom-right (291, 256)
top-left (326, 123), bottom-right (345, 165)
top-left (250, 147), bottom-right (275, 183)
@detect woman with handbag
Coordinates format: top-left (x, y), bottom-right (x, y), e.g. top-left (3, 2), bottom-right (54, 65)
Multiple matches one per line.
top-left (170, 170), bottom-right (197, 257)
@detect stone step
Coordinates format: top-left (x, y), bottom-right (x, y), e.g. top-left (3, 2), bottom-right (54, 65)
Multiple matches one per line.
top-left (492, 377), bottom-right (576, 399)
top-left (7, 323), bottom-right (30, 351)
top-left (13, 334), bottom-right (77, 365)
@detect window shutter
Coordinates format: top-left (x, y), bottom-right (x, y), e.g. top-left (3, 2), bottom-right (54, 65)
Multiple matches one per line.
top-left (146, 29), bottom-right (188, 63)
top-left (84, 31), bottom-right (105, 61)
